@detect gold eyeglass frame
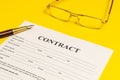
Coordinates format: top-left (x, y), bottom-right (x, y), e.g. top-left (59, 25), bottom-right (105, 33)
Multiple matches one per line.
top-left (45, 0), bottom-right (114, 29)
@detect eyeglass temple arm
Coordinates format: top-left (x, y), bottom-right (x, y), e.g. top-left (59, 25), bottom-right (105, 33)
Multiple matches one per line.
top-left (103, 0), bottom-right (114, 23)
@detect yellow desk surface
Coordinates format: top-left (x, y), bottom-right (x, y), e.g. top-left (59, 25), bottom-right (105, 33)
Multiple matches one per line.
top-left (0, 0), bottom-right (120, 80)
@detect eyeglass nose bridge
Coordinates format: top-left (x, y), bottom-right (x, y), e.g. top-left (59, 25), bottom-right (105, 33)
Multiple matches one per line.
top-left (68, 13), bottom-right (79, 24)
top-left (70, 13), bottom-right (78, 17)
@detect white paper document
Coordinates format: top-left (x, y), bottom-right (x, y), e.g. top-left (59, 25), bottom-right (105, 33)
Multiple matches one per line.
top-left (0, 21), bottom-right (113, 80)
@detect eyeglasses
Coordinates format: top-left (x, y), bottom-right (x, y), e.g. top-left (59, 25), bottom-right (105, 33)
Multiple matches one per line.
top-left (46, 0), bottom-right (114, 29)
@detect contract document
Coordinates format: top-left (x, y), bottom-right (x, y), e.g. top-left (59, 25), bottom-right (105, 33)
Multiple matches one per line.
top-left (0, 21), bottom-right (113, 80)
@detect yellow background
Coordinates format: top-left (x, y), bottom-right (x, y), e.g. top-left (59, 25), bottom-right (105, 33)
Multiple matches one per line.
top-left (0, 0), bottom-right (119, 80)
